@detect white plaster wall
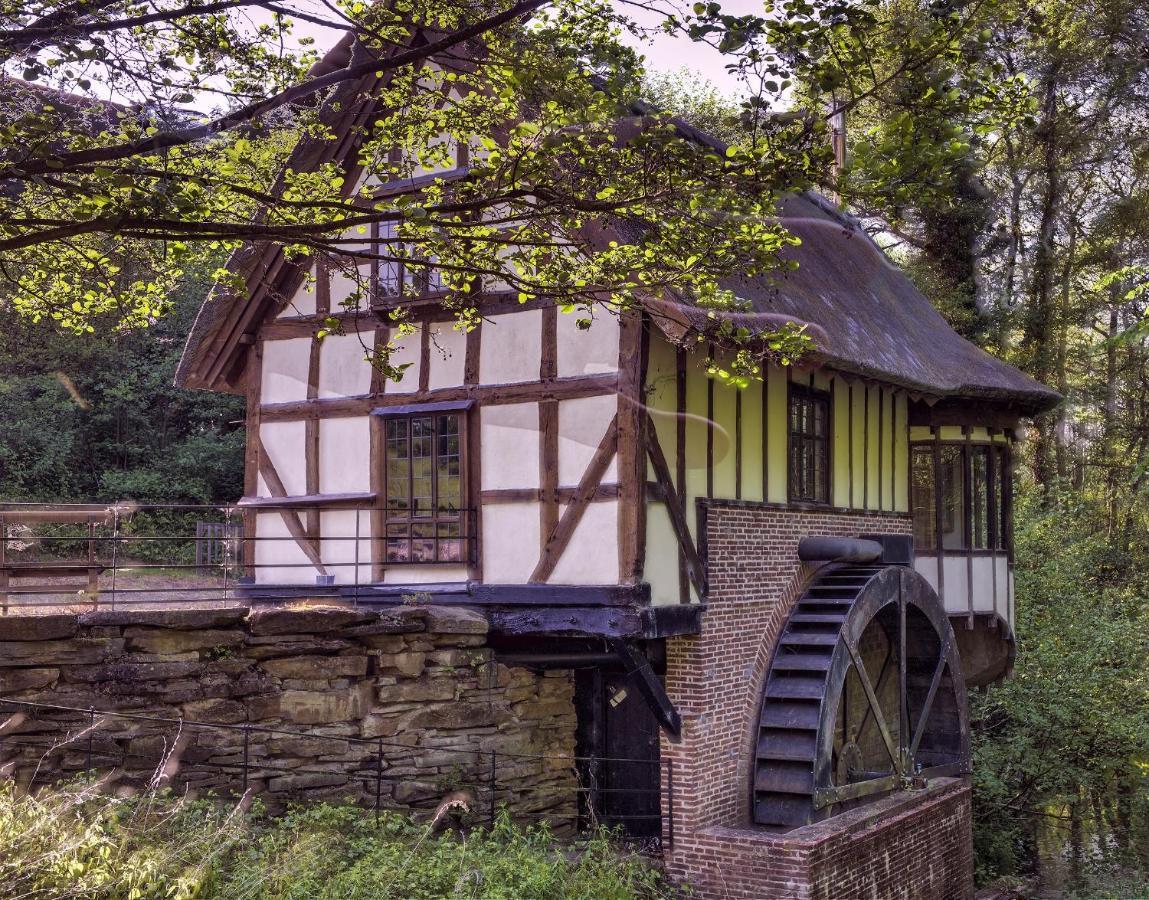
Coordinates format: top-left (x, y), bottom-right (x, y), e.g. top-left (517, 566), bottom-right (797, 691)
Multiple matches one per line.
top-left (318, 333), bottom-right (373, 399)
top-left (427, 323), bottom-right (467, 389)
top-left (261, 338), bottom-right (311, 404)
top-left (319, 509), bottom-right (372, 585)
top-left (917, 553), bottom-right (1014, 632)
top-left (644, 504), bottom-right (680, 605)
top-left (329, 264), bottom-right (369, 308)
top-left (555, 311), bottom-right (619, 376)
top-left (970, 556), bottom-right (1001, 615)
top-left (482, 503), bottom-right (540, 582)
top-left (319, 417), bottom-right (370, 494)
top-left (276, 279), bottom-right (317, 318)
top-left (383, 325), bottom-right (422, 394)
top-left (253, 511), bottom-right (315, 583)
top-left (558, 395), bottom-right (618, 486)
top-left (382, 566), bottom-right (469, 585)
top-left (481, 402), bottom-right (540, 490)
top-left (259, 421), bottom-right (307, 495)
top-left (479, 310), bottom-right (541, 384)
top-left (547, 501), bottom-right (619, 584)
top-left (1000, 556), bottom-right (1013, 632)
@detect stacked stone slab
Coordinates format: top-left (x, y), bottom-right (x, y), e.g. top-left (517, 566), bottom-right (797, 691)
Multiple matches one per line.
top-left (0, 605), bottom-right (576, 822)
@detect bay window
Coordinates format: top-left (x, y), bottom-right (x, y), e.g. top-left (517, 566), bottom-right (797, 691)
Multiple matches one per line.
top-left (911, 441), bottom-right (1011, 554)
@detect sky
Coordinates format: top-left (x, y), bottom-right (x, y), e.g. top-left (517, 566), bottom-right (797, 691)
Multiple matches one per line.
top-left (269, 0), bottom-right (764, 97)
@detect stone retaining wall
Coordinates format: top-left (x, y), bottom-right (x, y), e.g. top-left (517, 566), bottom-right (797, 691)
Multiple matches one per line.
top-left (0, 604), bottom-right (577, 821)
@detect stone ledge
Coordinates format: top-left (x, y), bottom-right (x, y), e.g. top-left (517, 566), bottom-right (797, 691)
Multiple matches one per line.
top-left (700, 777), bottom-right (970, 850)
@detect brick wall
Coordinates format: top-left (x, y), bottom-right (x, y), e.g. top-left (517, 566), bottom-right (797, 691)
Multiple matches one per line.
top-left (669, 778), bottom-right (973, 900)
top-left (661, 502), bottom-right (972, 898)
top-left (0, 604), bottom-right (576, 820)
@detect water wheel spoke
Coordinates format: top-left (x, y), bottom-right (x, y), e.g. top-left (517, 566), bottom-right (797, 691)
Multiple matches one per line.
top-left (909, 632), bottom-right (952, 761)
top-left (845, 639), bottom-right (900, 771)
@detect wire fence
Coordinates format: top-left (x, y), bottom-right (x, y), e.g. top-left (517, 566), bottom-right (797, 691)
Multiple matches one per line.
top-left (0, 501), bottom-right (485, 611)
top-left (0, 696), bottom-right (672, 849)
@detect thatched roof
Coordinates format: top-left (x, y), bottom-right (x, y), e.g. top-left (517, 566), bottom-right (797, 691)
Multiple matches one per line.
top-left (175, 37), bottom-right (1060, 416)
top-left (644, 192), bottom-right (1059, 414)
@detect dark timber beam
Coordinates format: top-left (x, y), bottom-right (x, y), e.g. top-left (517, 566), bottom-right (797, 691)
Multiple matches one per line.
top-left (611, 639), bottom-right (682, 740)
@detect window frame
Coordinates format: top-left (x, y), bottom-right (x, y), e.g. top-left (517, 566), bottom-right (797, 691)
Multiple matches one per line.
top-left (787, 383), bottom-right (832, 506)
top-left (910, 439), bottom-right (1012, 556)
top-left (369, 220), bottom-right (447, 305)
top-left (371, 401), bottom-right (475, 567)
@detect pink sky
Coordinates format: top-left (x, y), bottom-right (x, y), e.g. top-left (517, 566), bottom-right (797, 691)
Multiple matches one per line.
top-left (276, 0), bottom-right (764, 96)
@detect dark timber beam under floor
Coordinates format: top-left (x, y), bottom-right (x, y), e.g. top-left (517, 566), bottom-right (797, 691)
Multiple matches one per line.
top-left (238, 582), bottom-right (704, 640)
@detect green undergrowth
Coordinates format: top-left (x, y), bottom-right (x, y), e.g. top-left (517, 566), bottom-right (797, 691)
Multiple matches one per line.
top-left (0, 783), bottom-right (675, 899)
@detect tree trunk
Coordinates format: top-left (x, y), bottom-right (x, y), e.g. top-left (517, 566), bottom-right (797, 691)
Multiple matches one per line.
top-left (1022, 62), bottom-right (1063, 494)
top-left (1053, 220), bottom-right (1076, 481)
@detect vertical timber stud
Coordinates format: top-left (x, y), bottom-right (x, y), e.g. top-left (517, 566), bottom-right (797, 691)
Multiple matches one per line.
top-left (706, 344), bottom-right (715, 500)
top-left (465, 323), bottom-right (483, 582)
top-left (617, 310), bottom-right (646, 584)
top-left (848, 379), bottom-right (855, 508)
top-left (369, 411), bottom-right (384, 582)
top-left (369, 324), bottom-right (388, 395)
top-left (964, 425), bottom-right (974, 628)
top-left (316, 258), bottom-right (331, 316)
top-left (863, 383), bottom-right (871, 510)
top-left (675, 347), bottom-right (689, 604)
top-left (369, 324), bottom-right (387, 582)
top-left (735, 389), bottom-right (743, 500)
top-left (539, 305), bottom-right (559, 553)
top-left (932, 427), bottom-right (945, 606)
top-left (243, 341), bottom-right (264, 576)
top-left (877, 388), bottom-right (884, 512)
top-left (761, 363), bottom-right (770, 502)
top-left (887, 388), bottom-right (896, 510)
top-left (418, 319), bottom-right (431, 393)
top-left (305, 336), bottom-right (322, 540)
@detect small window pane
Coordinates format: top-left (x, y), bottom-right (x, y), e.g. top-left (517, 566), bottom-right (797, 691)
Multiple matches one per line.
top-left (788, 388), bottom-right (830, 504)
top-left (971, 448), bottom-right (989, 549)
top-left (376, 223), bottom-right (401, 297)
top-left (997, 448), bottom-right (1011, 552)
top-left (939, 446), bottom-right (964, 551)
top-left (911, 446), bottom-right (936, 551)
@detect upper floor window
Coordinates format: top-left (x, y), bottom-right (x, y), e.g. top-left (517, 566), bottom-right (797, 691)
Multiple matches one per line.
top-left (379, 406), bottom-right (471, 564)
top-left (789, 385), bottom-right (831, 504)
top-left (911, 442), bottom-right (1010, 554)
top-left (372, 221), bottom-right (442, 301)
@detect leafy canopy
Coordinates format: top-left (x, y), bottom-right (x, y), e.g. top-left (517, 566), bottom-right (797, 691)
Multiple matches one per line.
top-left (0, 0), bottom-right (1015, 378)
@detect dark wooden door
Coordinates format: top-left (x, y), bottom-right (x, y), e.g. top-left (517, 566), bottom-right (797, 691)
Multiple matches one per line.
top-left (575, 668), bottom-right (662, 838)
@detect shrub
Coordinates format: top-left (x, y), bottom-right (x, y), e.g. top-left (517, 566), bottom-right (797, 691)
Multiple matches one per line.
top-left (0, 783), bottom-right (675, 899)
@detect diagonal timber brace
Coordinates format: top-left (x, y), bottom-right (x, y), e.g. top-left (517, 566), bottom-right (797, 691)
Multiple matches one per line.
top-left (610, 639), bottom-right (682, 740)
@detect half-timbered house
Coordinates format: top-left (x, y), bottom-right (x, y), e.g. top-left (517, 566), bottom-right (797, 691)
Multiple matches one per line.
top-left (176, 32), bottom-right (1059, 899)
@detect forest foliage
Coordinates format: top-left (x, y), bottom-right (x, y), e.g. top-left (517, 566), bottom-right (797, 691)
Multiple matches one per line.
top-left (0, 272), bottom-right (243, 505)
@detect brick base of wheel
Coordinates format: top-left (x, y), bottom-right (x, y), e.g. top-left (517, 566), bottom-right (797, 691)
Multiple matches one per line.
top-left (659, 502), bottom-right (973, 899)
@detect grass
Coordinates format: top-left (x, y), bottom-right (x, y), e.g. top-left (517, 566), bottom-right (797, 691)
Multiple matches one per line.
top-left (0, 782), bottom-right (677, 899)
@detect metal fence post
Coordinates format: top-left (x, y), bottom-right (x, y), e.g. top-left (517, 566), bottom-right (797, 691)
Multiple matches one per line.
top-left (241, 724), bottom-right (250, 795)
top-left (353, 511), bottom-right (361, 608)
top-left (86, 705), bottom-right (95, 777)
top-left (374, 736), bottom-right (383, 824)
top-left (488, 749), bottom-right (497, 827)
top-left (109, 508), bottom-right (120, 609)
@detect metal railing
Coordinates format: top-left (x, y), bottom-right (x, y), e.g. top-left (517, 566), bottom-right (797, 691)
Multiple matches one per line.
top-left (0, 697), bottom-right (672, 848)
top-left (0, 502), bottom-right (483, 611)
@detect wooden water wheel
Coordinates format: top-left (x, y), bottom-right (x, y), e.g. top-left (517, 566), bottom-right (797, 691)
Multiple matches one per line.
top-left (752, 565), bottom-right (970, 829)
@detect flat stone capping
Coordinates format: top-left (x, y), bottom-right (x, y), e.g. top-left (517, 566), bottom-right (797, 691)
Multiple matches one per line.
top-left (703, 777), bottom-right (967, 849)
